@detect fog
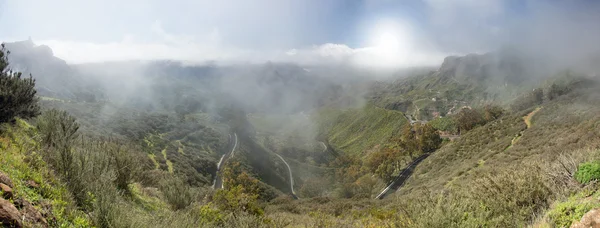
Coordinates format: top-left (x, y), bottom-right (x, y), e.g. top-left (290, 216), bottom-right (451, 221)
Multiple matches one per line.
top-left (2, 0), bottom-right (600, 168)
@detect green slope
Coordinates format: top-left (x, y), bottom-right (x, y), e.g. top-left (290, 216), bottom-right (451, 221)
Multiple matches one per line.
top-left (317, 103), bottom-right (408, 155)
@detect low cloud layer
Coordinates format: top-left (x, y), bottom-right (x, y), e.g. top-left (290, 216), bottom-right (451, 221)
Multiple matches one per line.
top-left (35, 23), bottom-right (447, 68)
top-left (2, 0), bottom-right (600, 70)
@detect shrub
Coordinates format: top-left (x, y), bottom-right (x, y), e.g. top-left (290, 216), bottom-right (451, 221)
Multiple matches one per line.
top-left (0, 44), bottom-right (40, 124)
top-left (36, 109), bottom-right (86, 203)
top-left (546, 197), bottom-right (600, 228)
top-left (574, 162), bottom-right (600, 184)
top-left (455, 108), bottom-right (484, 132)
top-left (213, 185), bottom-right (264, 216)
top-left (159, 176), bottom-right (197, 210)
top-left (298, 177), bottom-right (328, 198)
top-left (37, 109), bottom-right (80, 151)
top-left (483, 104), bottom-right (504, 122)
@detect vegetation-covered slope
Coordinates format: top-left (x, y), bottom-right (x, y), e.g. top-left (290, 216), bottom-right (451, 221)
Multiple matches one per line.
top-left (317, 104), bottom-right (408, 155)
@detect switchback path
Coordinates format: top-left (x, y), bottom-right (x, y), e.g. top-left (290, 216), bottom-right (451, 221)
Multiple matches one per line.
top-left (212, 133), bottom-right (238, 189)
top-left (320, 141), bottom-right (327, 153)
top-left (274, 153), bottom-right (299, 199)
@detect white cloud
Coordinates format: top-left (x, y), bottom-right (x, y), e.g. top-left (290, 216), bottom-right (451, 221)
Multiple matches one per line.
top-left (30, 20), bottom-right (448, 68)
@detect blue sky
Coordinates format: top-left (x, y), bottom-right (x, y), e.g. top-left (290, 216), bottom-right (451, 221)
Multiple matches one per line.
top-left (0, 0), bottom-right (599, 67)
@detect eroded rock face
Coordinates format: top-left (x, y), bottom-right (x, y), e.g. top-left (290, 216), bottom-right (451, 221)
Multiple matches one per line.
top-left (0, 183), bottom-right (13, 199)
top-left (14, 198), bottom-right (48, 227)
top-left (0, 172), bottom-right (13, 188)
top-left (0, 198), bottom-right (22, 228)
top-left (571, 208), bottom-right (600, 228)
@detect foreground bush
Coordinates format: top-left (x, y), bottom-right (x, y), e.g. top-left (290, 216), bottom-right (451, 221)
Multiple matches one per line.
top-left (574, 162), bottom-right (600, 184)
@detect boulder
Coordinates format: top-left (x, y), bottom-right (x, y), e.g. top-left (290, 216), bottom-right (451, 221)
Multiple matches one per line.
top-left (0, 198), bottom-right (22, 227)
top-left (14, 198), bottom-right (48, 227)
top-left (0, 183), bottom-right (13, 199)
top-left (0, 172), bottom-right (13, 188)
top-left (571, 208), bottom-right (600, 228)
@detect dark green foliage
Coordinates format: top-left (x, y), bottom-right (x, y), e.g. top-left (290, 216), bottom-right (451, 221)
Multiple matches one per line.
top-left (575, 162), bottom-right (600, 184)
top-left (367, 123), bottom-right (441, 182)
top-left (483, 104), bottom-right (504, 122)
top-left (159, 176), bottom-right (197, 210)
top-left (107, 142), bottom-right (140, 192)
top-left (37, 109), bottom-right (81, 201)
top-left (37, 109), bottom-right (80, 151)
top-left (455, 108), bottom-right (484, 132)
top-left (419, 123), bottom-right (442, 153)
top-left (0, 44), bottom-right (40, 123)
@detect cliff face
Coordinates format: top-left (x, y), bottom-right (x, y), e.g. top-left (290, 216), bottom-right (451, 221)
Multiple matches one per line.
top-left (437, 50), bottom-right (532, 86)
top-left (3, 40), bottom-right (81, 99)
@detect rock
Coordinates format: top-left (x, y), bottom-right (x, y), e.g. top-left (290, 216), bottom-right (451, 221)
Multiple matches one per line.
top-left (0, 198), bottom-right (22, 227)
top-left (0, 183), bottom-right (13, 199)
top-left (14, 198), bottom-right (48, 227)
top-left (571, 208), bottom-right (600, 228)
top-left (25, 180), bottom-right (39, 189)
top-left (0, 172), bottom-right (13, 188)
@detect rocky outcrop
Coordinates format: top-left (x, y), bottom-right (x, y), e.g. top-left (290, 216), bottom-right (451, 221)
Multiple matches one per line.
top-left (0, 172), bottom-right (49, 227)
top-left (14, 198), bottom-right (48, 227)
top-left (0, 183), bottom-right (13, 199)
top-left (0, 198), bottom-right (22, 227)
top-left (571, 208), bottom-right (600, 228)
top-left (0, 172), bottom-right (13, 188)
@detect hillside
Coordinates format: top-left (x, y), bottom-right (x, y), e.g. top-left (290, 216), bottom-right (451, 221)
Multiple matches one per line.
top-left (317, 104), bottom-right (408, 155)
top-left (3, 40), bottom-right (600, 227)
top-left (369, 50), bottom-right (545, 120)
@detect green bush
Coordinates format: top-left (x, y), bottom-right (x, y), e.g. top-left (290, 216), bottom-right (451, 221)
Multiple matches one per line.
top-left (0, 44), bottom-right (40, 124)
top-left (574, 162), bottom-right (600, 184)
top-left (159, 176), bottom-right (197, 210)
top-left (547, 199), bottom-right (597, 228)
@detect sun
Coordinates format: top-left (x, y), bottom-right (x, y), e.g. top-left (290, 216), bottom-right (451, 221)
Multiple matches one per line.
top-left (368, 19), bottom-right (410, 51)
top-left (374, 31), bottom-right (401, 50)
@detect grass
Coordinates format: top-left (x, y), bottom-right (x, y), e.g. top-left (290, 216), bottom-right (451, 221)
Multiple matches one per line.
top-left (0, 120), bottom-right (91, 227)
top-left (317, 103), bottom-right (408, 155)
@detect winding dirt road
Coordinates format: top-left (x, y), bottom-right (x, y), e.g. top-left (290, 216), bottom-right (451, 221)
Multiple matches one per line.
top-left (320, 141), bottom-right (327, 153)
top-left (274, 153), bottom-right (299, 199)
top-left (212, 133), bottom-right (238, 189)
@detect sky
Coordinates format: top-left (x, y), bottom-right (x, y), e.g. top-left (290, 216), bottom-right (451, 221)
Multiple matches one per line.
top-left (0, 0), bottom-right (599, 68)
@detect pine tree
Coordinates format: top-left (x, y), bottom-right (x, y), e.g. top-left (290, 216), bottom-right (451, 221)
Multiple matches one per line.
top-left (0, 44), bottom-right (40, 123)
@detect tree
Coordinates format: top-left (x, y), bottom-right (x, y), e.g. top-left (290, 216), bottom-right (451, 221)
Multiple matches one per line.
top-left (399, 124), bottom-right (418, 158)
top-left (0, 44), bottom-right (40, 124)
top-left (419, 123), bottom-right (442, 153)
top-left (483, 105), bottom-right (504, 122)
top-left (215, 161), bottom-right (264, 216)
top-left (455, 108), bottom-right (484, 132)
